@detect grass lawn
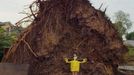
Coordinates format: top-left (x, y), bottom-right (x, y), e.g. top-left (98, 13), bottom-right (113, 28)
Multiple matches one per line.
top-left (127, 46), bottom-right (134, 57)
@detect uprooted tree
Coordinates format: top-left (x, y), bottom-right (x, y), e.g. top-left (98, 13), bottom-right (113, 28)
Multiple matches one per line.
top-left (2, 0), bottom-right (127, 75)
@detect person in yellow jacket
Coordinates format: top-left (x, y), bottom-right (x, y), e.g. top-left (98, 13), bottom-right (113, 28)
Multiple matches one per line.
top-left (64, 54), bottom-right (87, 75)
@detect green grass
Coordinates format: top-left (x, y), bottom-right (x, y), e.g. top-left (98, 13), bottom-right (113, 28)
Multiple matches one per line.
top-left (127, 46), bottom-right (134, 57)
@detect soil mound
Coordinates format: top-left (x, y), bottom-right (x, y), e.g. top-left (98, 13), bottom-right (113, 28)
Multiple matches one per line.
top-left (2, 0), bottom-right (127, 75)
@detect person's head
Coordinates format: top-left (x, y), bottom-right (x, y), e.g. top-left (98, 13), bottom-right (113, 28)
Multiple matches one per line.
top-left (73, 54), bottom-right (77, 60)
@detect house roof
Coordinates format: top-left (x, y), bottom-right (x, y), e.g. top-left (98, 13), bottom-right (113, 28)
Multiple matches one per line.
top-left (0, 22), bottom-right (13, 26)
top-left (0, 22), bottom-right (5, 25)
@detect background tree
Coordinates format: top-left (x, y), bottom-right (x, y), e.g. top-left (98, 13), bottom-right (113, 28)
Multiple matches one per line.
top-left (0, 27), bottom-right (17, 61)
top-left (126, 32), bottom-right (134, 40)
top-left (113, 10), bottom-right (132, 38)
top-left (0, 27), bottom-right (17, 50)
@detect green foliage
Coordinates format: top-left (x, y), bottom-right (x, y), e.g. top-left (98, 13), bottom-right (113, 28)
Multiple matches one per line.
top-left (0, 22), bottom-right (23, 61)
top-left (126, 32), bottom-right (134, 40)
top-left (0, 27), bottom-right (18, 61)
top-left (0, 27), bottom-right (5, 33)
top-left (113, 10), bottom-right (132, 38)
top-left (0, 35), bottom-right (15, 49)
top-left (0, 27), bottom-right (17, 50)
top-left (114, 21), bottom-right (126, 37)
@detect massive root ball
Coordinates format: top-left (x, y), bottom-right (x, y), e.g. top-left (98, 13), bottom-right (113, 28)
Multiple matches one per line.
top-left (2, 0), bottom-right (127, 75)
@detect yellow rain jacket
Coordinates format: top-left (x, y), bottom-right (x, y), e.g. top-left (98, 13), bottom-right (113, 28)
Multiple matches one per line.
top-left (65, 58), bottom-right (87, 72)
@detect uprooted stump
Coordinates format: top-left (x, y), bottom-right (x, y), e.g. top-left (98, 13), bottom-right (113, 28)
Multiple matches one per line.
top-left (2, 0), bottom-right (127, 75)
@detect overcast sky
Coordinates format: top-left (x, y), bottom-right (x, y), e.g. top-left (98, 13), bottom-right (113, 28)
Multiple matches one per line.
top-left (0, 0), bottom-right (134, 31)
